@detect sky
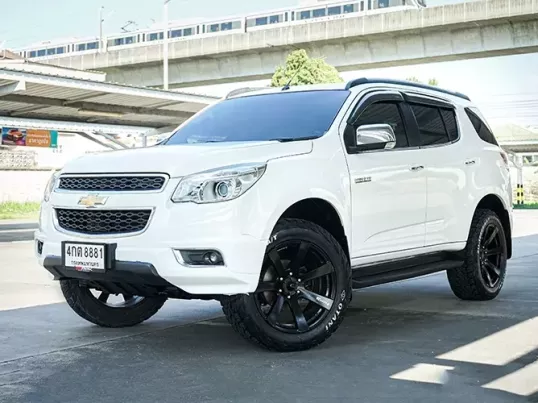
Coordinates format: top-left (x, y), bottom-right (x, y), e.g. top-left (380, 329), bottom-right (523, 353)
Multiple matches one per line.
top-left (2, 0), bottom-right (538, 127)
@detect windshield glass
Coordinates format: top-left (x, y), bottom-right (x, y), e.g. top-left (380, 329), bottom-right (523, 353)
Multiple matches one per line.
top-left (164, 90), bottom-right (349, 145)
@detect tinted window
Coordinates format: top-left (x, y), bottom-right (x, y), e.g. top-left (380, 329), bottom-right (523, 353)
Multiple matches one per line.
top-left (465, 108), bottom-right (498, 145)
top-left (355, 102), bottom-right (409, 148)
top-left (440, 109), bottom-right (458, 141)
top-left (165, 91), bottom-right (349, 145)
top-left (411, 104), bottom-right (450, 146)
top-left (255, 17), bottom-right (267, 26)
top-left (313, 8), bottom-right (326, 17)
top-left (328, 6), bottom-right (341, 15)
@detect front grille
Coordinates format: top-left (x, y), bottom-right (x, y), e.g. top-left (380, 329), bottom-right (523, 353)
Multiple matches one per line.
top-left (56, 209), bottom-right (152, 235)
top-left (58, 175), bottom-right (166, 192)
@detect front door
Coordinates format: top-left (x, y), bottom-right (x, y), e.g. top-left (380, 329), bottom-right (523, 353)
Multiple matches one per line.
top-left (344, 92), bottom-right (427, 259)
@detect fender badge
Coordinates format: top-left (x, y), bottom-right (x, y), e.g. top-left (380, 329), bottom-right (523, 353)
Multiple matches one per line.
top-left (78, 194), bottom-right (108, 207)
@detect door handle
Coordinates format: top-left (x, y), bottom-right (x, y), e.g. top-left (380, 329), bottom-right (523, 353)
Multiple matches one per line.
top-left (465, 159), bottom-right (476, 166)
top-left (410, 165), bottom-right (424, 172)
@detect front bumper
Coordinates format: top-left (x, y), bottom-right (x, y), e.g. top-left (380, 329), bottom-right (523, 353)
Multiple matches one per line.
top-left (36, 185), bottom-right (269, 295)
top-left (43, 256), bottom-right (174, 295)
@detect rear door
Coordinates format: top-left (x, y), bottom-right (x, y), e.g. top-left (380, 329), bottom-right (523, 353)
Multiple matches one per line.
top-left (403, 93), bottom-right (471, 246)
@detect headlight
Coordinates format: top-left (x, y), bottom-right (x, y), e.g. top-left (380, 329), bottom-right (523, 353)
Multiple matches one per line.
top-left (171, 163), bottom-right (266, 204)
top-left (43, 171), bottom-right (60, 202)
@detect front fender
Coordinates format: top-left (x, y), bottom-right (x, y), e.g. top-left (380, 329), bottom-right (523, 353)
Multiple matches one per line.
top-left (240, 152), bottom-right (352, 245)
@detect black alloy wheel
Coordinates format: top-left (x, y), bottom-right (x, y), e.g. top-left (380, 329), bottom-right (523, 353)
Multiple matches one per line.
top-left (478, 222), bottom-right (504, 289)
top-left (254, 240), bottom-right (338, 333)
top-left (60, 279), bottom-right (167, 327)
top-left (221, 218), bottom-right (352, 352)
top-left (447, 208), bottom-right (507, 301)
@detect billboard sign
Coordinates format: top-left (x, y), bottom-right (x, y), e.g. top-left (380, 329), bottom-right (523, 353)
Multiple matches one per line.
top-left (1, 127), bottom-right (58, 148)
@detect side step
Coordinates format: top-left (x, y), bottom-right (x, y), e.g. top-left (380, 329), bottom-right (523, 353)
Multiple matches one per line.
top-left (351, 252), bottom-right (463, 289)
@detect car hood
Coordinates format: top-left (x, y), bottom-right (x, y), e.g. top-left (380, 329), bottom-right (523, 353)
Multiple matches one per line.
top-left (61, 141), bottom-right (313, 177)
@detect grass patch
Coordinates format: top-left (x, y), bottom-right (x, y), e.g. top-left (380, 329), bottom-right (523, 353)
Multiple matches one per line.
top-left (0, 201), bottom-right (40, 220)
top-left (513, 203), bottom-right (538, 210)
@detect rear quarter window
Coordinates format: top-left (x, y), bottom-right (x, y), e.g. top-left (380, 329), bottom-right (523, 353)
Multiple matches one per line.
top-left (465, 108), bottom-right (498, 146)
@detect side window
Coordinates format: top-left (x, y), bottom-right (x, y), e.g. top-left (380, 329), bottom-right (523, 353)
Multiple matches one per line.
top-left (410, 104), bottom-right (450, 146)
top-left (440, 108), bottom-right (459, 141)
top-left (355, 102), bottom-right (409, 148)
top-left (465, 108), bottom-right (498, 145)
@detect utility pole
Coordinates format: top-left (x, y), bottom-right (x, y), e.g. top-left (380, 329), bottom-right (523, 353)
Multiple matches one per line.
top-left (99, 6), bottom-right (105, 52)
top-left (163, 0), bottom-right (170, 90)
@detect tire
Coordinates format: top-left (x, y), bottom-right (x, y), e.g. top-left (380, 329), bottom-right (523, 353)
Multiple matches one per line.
top-left (60, 279), bottom-right (167, 327)
top-left (447, 208), bottom-right (508, 301)
top-left (221, 218), bottom-right (352, 352)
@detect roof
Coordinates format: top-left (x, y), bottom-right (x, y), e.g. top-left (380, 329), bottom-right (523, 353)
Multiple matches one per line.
top-left (0, 65), bottom-right (219, 129)
top-left (226, 79), bottom-right (471, 105)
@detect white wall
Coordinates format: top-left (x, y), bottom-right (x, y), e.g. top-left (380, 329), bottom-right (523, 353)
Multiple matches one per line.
top-left (0, 170), bottom-right (53, 203)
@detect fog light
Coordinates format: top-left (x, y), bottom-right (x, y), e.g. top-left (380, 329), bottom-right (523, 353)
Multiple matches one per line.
top-left (177, 249), bottom-right (224, 266)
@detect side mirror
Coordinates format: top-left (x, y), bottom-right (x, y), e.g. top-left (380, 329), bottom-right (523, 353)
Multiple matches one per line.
top-left (355, 124), bottom-right (396, 151)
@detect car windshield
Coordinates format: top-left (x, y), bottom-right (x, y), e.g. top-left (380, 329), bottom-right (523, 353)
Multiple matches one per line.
top-left (164, 90), bottom-right (350, 145)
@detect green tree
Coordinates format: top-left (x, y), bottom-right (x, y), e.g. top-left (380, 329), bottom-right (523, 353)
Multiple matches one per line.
top-left (271, 49), bottom-right (343, 87)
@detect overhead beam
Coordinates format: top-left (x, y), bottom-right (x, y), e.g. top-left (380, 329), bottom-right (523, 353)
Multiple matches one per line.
top-left (76, 131), bottom-right (120, 150)
top-left (62, 92), bottom-right (110, 105)
top-left (70, 101), bottom-right (194, 119)
top-left (2, 94), bottom-right (195, 119)
top-left (92, 131), bottom-right (131, 149)
top-left (0, 81), bottom-right (26, 96)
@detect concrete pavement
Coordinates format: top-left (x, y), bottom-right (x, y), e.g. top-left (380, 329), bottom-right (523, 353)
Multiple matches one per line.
top-left (0, 211), bottom-right (537, 402)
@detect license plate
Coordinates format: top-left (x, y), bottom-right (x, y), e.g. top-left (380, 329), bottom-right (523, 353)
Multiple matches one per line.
top-left (62, 242), bottom-right (108, 272)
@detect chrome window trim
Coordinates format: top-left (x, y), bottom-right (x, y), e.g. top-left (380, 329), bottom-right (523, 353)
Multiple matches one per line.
top-left (53, 206), bottom-right (155, 239)
top-left (339, 86), bottom-right (463, 154)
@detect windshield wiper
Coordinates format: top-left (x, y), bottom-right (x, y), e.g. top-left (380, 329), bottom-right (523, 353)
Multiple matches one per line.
top-left (273, 136), bottom-right (320, 143)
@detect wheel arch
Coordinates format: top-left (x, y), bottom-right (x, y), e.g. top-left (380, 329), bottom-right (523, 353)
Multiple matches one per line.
top-left (474, 194), bottom-right (512, 259)
top-left (271, 198), bottom-right (350, 262)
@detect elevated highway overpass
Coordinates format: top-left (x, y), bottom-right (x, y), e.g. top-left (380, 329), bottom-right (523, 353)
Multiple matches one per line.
top-left (42, 0), bottom-right (538, 88)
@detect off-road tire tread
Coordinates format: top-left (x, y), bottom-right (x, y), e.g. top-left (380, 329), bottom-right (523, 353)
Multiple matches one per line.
top-left (447, 208), bottom-right (506, 301)
top-left (60, 279), bottom-right (167, 328)
top-left (221, 218), bottom-right (352, 352)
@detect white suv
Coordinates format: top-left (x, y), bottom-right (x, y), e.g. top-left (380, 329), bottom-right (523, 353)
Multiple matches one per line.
top-left (35, 78), bottom-right (513, 352)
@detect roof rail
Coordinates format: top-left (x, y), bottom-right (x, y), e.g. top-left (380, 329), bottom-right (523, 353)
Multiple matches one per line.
top-left (225, 87), bottom-right (267, 99)
top-left (345, 77), bottom-right (471, 101)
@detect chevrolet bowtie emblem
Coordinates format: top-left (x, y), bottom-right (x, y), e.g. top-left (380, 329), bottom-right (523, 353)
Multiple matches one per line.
top-left (78, 194), bottom-right (108, 207)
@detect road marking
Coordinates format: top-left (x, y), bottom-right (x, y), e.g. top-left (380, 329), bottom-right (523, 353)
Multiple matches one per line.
top-left (390, 363), bottom-right (454, 385)
top-left (437, 316), bottom-right (538, 366)
top-left (483, 360), bottom-right (538, 396)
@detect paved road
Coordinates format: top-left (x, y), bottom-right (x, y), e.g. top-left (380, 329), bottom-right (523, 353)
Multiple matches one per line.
top-left (0, 212), bottom-right (537, 403)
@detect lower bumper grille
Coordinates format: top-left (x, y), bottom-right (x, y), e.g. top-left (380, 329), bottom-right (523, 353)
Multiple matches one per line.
top-left (56, 209), bottom-right (152, 235)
